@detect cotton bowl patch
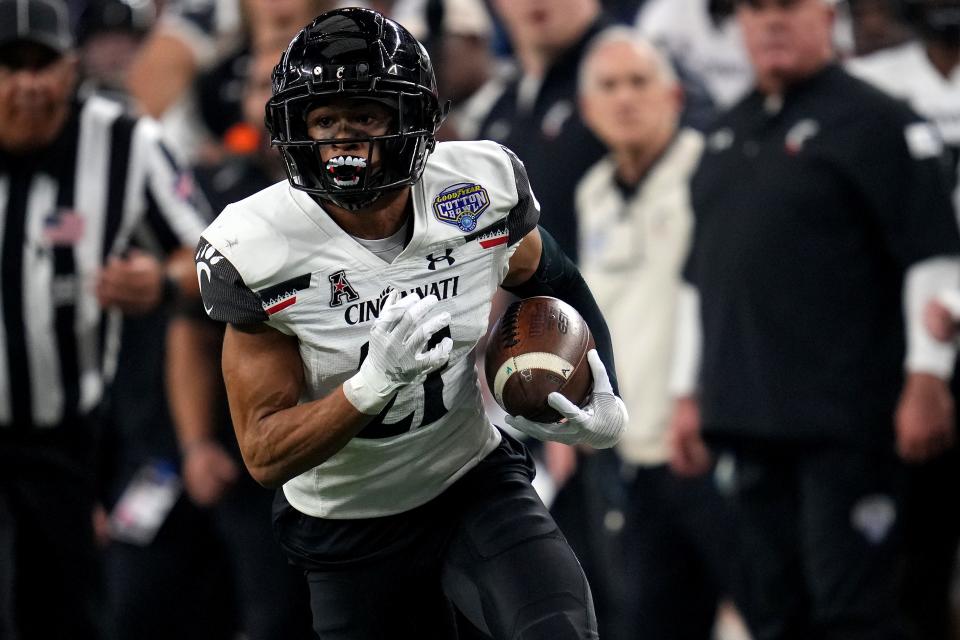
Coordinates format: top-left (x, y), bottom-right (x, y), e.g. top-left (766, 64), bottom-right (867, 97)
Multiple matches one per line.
top-left (433, 182), bottom-right (490, 232)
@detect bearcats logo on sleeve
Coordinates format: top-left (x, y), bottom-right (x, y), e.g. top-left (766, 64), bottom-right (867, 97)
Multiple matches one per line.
top-left (194, 238), bottom-right (270, 324)
top-left (196, 241), bottom-right (225, 314)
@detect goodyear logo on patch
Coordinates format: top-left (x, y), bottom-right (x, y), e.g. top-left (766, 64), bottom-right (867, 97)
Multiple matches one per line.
top-left (432, 182), bottom-right (490, 232)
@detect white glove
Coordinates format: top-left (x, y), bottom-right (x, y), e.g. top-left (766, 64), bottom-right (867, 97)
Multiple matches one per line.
top-left (344, 291), bottom-right (453, 414)
top-left (505, 350), bottom-right (627, 449)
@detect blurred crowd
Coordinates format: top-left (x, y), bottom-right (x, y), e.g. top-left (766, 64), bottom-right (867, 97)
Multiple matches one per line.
top-left (3, 0), bottom-right (960, 638)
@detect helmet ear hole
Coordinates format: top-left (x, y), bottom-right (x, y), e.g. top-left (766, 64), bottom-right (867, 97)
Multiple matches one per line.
top-left (266, 7), bottom-right (444, 209)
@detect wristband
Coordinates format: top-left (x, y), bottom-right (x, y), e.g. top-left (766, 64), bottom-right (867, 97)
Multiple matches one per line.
top-left (343, 373), bottom-right (394, 415)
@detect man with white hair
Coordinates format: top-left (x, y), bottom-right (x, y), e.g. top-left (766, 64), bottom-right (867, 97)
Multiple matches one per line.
top-left (575, 28), bottom-right (739, 640)
top-left (671, 0), bottom-right (960, 638)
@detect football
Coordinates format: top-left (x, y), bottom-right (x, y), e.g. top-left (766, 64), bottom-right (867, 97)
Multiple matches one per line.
top-left (484, 296), bottom-right (595, 423)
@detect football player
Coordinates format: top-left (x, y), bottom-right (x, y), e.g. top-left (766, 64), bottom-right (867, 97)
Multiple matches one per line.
top-left (194, 8), bottom-right (627, 639)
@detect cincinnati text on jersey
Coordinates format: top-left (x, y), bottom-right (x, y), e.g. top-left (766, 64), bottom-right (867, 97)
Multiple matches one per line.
top-left (344, 276), bottom-right (461, 325)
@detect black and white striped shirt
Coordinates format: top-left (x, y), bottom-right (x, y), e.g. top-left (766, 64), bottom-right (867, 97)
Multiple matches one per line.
top-left (0, 95), bottom-right (207, 430)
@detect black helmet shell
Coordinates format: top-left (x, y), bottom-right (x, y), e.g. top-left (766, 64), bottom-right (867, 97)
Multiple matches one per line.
top-left (266, 8), bottom-right (446, 209)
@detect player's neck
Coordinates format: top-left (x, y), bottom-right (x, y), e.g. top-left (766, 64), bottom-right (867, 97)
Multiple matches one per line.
top-left (324, 188), bottom-right (412, 240)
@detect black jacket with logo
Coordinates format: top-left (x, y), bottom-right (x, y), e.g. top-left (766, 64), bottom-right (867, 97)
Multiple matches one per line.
top-left (687, 64), bottom-right (960, 445)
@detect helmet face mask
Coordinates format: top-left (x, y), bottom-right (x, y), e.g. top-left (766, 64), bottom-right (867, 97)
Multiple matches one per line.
top-left (266, 8), bottom-right (446, 211)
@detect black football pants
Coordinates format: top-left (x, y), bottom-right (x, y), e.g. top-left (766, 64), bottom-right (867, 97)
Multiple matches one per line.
top-left (282, 436), bottom-right (598, 640)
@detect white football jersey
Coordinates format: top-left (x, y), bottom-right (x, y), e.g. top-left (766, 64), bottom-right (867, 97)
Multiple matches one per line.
top-left (196, 140), bottom-right (540, 518)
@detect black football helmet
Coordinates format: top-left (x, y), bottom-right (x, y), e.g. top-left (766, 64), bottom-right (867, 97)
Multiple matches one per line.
top-left (266, 8), bottom-right (447, 210)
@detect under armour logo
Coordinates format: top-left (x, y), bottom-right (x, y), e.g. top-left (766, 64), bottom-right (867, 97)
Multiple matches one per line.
top-left (426, 249), bottom-right (455, 270)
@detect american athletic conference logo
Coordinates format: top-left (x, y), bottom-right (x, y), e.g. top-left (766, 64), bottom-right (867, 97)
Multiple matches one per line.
top-left (432, 182), bottom-right (490, 232)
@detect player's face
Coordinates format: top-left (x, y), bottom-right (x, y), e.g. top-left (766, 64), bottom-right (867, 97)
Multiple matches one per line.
top-left (580, 42), bottom-right (680, 152)
top-left (305, 98), bottom-right (393, 186)
top-left (737, 0), bottom-right (835, 91)
top-left (0, 42), bottom-right (77, 153)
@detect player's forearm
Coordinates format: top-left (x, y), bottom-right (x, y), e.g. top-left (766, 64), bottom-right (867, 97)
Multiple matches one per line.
top-left (233, 386), bottom-right (372, 488)
top-left (222, 324), bottom-right (372, 487)
top-left (502, 226), bottom-right (620, 395)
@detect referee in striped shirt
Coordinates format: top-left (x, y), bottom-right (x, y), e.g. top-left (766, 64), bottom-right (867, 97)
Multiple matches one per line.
top-left (0, 0), bottom-right (208, 637)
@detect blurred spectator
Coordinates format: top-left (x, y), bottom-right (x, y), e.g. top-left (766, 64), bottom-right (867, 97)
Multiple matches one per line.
top-left (848, 0), bottom-right (914, 55)
top-left (73, 3), bottom-right (240, 637)
top-left (470, 4), bottom-right (626, 633)
top-left (849, 4), bottom-right (960, 638)
top-left (474, 0), bottom-right (610, 262)
top-left (310, 0), bottom-right (497, 142)
top-left (100, 306), bottom-right (240, 640)
top-left (76, 0), bottom-right (155, 102)
top-left (194, 45), bottom-right (285, 201)
top-left (636, 0), bottom-right (855, 109)
top-left (163, 311), bottom-right (316, 640)
top-left (74, 4), bottom-right (264, 638)
top-left (425, 0), bottom-right (494, 109)
top-left (601, 0), bottom-right (649, 23)
top-left (98, 41), bottom-right (314, 640)
top-left (129, 0), bottom-right (329, 115)
top-left (129, 0), bottom-right (485, 157)
top-left (671, 1), bottom-right (960, 640)
top-left (0, 0), bottom-right (207, 636)
top-left (636, 0), bottom-right (755, 109)
top-left (848, 0), bottom-right (960, 170)
top-left (168, 44), bottom-right (315, 640)
top-left (575, 27), bottom-right (740, 640)
top-left (126, 0), bottom-right (335, 159)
